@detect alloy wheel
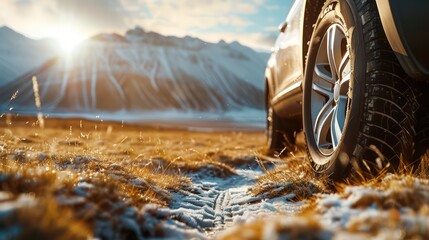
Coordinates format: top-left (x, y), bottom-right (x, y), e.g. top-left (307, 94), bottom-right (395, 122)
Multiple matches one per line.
top-left (310, 24), bottom-right (351, 156)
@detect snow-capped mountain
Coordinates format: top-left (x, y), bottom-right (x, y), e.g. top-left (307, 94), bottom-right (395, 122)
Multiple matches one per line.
top-left (0, 26), bottom-right (56, 85)
top-left (0, 26), bottom-right (268, 115)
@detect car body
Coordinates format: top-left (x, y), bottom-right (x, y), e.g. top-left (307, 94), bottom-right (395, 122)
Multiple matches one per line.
top-left (266, 0), bottom-right (429, 124)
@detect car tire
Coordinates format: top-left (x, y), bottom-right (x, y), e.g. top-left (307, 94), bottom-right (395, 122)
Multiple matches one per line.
top-left (414, 82), bottom-right (429, 161)
top-left (266, 89), bottom-right (297, 154)
top-left (303, 0), bottom-right (417, 180)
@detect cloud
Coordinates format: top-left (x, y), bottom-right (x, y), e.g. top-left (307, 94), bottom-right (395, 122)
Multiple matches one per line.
top-left (127, 0), bottom-right (265, 32)
top-left (0, 0), bottom-right (284, 50)
top-left (0, 0), bottom-right (129, 37)
top-left (53, 0), bottom-right (128, 30)
top-left (121, 0), bottom-right (277, 49)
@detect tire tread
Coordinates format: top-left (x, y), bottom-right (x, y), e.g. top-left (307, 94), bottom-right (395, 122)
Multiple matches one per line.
top-left (352, 0), bottom-right (417, 173)
top-left (414, 82), bottom-right (429, 159)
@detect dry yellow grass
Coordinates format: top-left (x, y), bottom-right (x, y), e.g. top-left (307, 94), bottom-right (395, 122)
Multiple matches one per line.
top-left (250, 153), bottom-right (330, 201)
top-left (4, 115), bottom-right (428, 239)
top-left (0, 115), bottom-right (265, 238)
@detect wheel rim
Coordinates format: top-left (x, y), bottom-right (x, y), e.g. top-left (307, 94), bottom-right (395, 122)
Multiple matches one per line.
top-left (310, 24), bottom-right (351, 156)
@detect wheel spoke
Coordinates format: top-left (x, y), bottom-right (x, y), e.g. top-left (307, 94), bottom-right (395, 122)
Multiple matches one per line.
top-left (326, 25), bottom-right (344, 79)
top-left (314, 99), bottom-right (334, 146)
top-left (312, 83), bottom-right (333, 98)
top-left (330, 106), bottom-right (342, 149)
top-left (315, 64), bottom-right (335, 85)
top-left (315, 106), bottom-right (335, 148)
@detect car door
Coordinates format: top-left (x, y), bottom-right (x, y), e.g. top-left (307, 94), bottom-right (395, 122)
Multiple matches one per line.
top-left (272, 0), bottom-right (305, 112)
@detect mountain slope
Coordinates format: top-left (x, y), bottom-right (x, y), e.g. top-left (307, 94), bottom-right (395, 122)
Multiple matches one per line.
top-left (0, 26), bottom-right (56, 86)
top-left (0, 27), bottom-right (267, 114)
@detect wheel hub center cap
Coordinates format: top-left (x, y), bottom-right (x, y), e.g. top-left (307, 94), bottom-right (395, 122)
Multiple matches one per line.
top-left (334, 82), bottom-right (340, 103)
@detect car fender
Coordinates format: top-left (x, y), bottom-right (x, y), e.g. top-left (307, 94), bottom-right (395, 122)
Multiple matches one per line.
top-left (375, 0), bottom-right (429, 80)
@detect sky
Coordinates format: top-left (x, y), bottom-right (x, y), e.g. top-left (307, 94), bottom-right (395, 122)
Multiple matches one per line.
top-left (0, 0), bottom-right (293, 50)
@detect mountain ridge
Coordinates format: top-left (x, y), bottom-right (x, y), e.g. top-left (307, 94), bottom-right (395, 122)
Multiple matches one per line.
top-left (0, 26), bottom-right (57, 85)
top-left (0, 26), bottom-right (267, 115)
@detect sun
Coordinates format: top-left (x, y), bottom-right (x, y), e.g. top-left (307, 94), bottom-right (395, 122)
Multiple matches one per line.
top-left (55, 28), bottom-right (84, 55)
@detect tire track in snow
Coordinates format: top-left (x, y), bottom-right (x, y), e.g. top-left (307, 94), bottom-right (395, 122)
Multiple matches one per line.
top-left (170, 164), bottom-right (301, 238)
top-left (213, 190), bottom-right (233, 231)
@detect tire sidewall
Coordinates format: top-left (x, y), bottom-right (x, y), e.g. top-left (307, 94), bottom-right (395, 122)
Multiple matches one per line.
top-left (303, 0), bottom-right (365, 179)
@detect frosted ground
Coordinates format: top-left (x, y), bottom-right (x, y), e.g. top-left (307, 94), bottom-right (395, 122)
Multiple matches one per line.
top-left (220, 173), bottom-right (429, 240)
top-left (0, 119), bottom-right (285, 239)
top-left (2, 117), bottom-right (428, 239)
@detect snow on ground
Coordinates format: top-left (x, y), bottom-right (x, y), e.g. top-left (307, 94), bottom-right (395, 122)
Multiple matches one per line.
top-left (0, 160), bottom-right (205, 240)
top-left (3, 148), bottom-right (429, 239)
top-left (219, 174), bottom-right (429, 240)
top-left (5, 119), bottom-right (428, 239)
top-left (0, 123), bottom-right (274, 239)
top-left (0, 157), bottom-right (301, 240)
top-left (315, 175), bottom-right (429, 238)
top-left (167, 161), bottom-right (302, 238)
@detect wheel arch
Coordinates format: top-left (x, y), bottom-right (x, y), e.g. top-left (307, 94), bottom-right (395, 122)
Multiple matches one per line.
top-left (375, 0), bottom-right (429, 80)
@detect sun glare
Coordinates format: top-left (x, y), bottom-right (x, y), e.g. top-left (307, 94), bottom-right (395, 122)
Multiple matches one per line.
top-left (55, 29), bottom-right (84, 55)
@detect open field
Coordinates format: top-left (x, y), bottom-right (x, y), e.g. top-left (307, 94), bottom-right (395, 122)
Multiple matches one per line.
top-left (1, 116), bottom-right (429, 239)
top-left (0, 116), bottom-right (273, 239)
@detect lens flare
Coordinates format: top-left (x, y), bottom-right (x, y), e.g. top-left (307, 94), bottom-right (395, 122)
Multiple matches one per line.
top-left (55, 28), bottom-right (84, 55)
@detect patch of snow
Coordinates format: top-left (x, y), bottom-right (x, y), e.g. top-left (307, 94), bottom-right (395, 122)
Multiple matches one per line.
top-left (168, 165), bottom-right (301, 237)
top-left (0, 192), bottom-right (37, 215)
